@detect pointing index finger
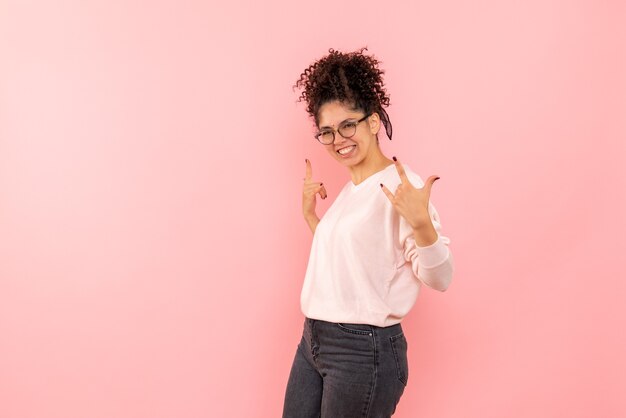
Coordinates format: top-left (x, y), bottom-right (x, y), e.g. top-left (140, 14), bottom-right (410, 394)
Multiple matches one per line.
top-left (392, 156), bottom-right (410, 184)
top-left (305, 159), bottom-right (312, 182)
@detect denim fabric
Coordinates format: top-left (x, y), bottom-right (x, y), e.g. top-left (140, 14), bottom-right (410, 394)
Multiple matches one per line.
top-left (282, 317), bottom-right (408, 418)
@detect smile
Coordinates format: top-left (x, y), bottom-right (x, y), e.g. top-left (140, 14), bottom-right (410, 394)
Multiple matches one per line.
top-left (337, 145), bottom-right (356, 156)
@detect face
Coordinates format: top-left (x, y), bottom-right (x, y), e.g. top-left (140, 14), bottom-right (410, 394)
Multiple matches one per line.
top-left (316, 101), bottom-right (381, 167)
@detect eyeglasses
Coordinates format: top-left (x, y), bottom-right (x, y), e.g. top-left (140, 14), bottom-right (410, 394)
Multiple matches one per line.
top-left (314, 114), bottom-right (370, 145)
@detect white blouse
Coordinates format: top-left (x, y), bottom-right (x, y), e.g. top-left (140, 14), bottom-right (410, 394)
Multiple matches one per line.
top-left (300, 163), bottom-right (454, 327)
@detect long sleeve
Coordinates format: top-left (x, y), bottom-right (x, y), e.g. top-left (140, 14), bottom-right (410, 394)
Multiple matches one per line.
top-left (400, 194), bottom-right (454, 292)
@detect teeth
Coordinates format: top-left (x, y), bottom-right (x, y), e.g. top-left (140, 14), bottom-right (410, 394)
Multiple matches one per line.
top-left (338, 146), bottom-right (355, 155)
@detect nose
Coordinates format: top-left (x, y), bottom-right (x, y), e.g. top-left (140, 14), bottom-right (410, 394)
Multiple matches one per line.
top-left (333, 129), bottom-right (348, 146)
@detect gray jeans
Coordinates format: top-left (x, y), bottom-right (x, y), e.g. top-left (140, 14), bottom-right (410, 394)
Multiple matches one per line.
top-left (282, 317), bottom-right (408, 418)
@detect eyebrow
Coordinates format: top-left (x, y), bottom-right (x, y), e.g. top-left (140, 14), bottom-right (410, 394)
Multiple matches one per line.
top-left (319, 117), bottom-right (359, 130)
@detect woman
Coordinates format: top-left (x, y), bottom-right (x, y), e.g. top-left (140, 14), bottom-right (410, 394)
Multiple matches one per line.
top-left (282, 48), bottom-right (454, 418)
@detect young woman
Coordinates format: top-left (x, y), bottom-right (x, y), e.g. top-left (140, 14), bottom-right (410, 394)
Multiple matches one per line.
top-left (282, 48), bottom-right (454, 418)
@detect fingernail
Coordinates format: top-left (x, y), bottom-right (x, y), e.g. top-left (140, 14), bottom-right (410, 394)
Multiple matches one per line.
top-left (380, 183), bottom-right (383, 188)
top-left (436, 176), bottom-right (441, 180)
top-left (392, 156), bottom-right (397, 161)
top-left (320, 182), bottom-right (323, 186)
top-left (305, 158), bottom-right (309, 163)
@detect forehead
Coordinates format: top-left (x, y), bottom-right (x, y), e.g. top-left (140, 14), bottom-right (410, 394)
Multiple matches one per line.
top-left (317, 101), bottom-right (362, 128)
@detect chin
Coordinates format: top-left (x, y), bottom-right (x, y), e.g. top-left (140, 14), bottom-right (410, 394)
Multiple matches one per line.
top-left (337, 157), bottom-right (361, 167)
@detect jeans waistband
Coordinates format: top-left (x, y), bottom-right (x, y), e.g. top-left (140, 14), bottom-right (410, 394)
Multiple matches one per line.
top-left (304, 317), bottom-right (403, 338)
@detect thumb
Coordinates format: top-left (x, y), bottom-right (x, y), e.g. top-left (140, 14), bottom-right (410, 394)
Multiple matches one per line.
top-left (422, 175), bottom-right (440, 195)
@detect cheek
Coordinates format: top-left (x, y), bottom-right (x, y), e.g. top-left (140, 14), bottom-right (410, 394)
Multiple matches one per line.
top-left (361, 136), bottom-right (376, 149)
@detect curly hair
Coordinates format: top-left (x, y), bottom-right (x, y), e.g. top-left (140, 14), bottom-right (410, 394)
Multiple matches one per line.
top-left (294, 47), bottom-right (393, 140)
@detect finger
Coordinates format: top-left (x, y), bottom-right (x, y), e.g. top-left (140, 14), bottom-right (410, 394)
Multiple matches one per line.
top-left (422, 175), bottom-right (441, 195)
top-left (392, 156), bottom-right (410, 184)
top-left (319, 184), bottom-right (327, 200)
top-left (305, 159), bottom-right (312, 182)
top-left (379, 183), bottom-right (395, 202)
top-left (304, 182), bottom-right (323, 193)
top-left (307, 183), bottom-right (326, 199)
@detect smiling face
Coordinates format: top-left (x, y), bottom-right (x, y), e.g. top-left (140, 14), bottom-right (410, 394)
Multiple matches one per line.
top-left (316, 100), bottom-right (381, 168)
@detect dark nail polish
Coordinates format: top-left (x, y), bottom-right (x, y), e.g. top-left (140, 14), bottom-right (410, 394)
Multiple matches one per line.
top-left (305, 158), bottom-right (309, 163)
top-left (320, 183), bottom-right (323, 186)
top-left (392, 156), bottom-right (397, 161)
top-left (380, 183), bottom-right (383, 188)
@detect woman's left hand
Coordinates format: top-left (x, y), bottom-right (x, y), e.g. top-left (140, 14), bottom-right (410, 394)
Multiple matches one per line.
top-left (380, 157), bottom-right (440, 230)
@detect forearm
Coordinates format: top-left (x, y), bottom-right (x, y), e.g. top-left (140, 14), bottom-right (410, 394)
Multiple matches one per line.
top-left (304, 214), bottom-right (320, 234)
top-left (409, 217), bottom-right (452, 291)
top-left (416, 252), bottom-right (453, 292)
top-left (412, 217), bottom-right (438, 247)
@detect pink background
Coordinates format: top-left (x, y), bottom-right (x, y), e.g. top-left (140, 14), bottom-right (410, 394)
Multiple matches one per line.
top-left (1, 1), bottom-right (625, 417)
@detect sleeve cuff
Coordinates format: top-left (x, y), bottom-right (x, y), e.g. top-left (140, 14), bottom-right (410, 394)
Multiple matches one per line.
top-left (415, 235), bottom-right (450, 268)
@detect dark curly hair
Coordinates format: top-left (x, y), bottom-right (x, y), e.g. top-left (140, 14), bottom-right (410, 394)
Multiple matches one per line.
top-left (294, 47), bottom-right (393, 140)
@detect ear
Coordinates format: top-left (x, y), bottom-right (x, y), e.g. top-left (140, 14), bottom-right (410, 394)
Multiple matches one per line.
top-left (368, 112), bottom-right (381, 135)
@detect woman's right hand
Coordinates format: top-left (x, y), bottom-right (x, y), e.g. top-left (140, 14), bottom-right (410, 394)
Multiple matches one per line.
top-left (302, 159), bottom-right (327, 222)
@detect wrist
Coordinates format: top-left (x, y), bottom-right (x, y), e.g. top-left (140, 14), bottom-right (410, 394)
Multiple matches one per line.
top-left (303, 212), bottom-right (319, 222)
top-left (410, 213), bottom-right (433, 231)
top-left (412, 222), bottom-right (438, 247)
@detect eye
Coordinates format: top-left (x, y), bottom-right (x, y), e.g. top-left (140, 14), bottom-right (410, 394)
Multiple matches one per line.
top-left (316, 131), bottom-right (334, 142)
top-left (338, 122), bottom-right (357, 134)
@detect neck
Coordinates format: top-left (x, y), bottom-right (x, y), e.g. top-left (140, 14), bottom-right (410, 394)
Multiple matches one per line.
top-left (349, 148), bottom-right (393, 185)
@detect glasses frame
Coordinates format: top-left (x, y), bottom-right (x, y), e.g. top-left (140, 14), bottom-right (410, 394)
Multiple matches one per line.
top-left (314, 114), bottom-right (371, 145)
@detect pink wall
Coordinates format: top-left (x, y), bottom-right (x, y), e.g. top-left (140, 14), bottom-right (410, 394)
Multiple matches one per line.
top-left (1, 1), bottom-right (625, 417)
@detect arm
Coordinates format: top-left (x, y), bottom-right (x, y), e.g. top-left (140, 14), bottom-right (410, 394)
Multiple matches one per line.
top-left (380, 157), bottom-right (454, 292)
top-left (412, 217), bottom-right (438, 247)
top-left (304, 214), bottom-right (320, 234)
top-left (402, 205), bottom-right (454, 292)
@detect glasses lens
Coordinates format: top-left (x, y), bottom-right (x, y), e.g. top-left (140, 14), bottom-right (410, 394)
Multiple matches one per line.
top-left (317, 131), bottom-right (334, 144)
top-left (338, 122), bottom-right (358, 138)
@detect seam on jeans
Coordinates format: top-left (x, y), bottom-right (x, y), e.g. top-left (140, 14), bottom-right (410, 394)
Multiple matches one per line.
top-left (390, 331), bottom-right (404, 341)
top-left (390, 334), bottom-right (408, 386)
top-left (310, 320), bottom-right (320, 364)
top-left (362, 330), bottom-right (377, 417)
top-left (336, 323), bottom-right (374, 335)
top-left (297, 339), bottom-right (319, 373)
